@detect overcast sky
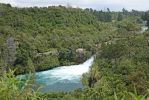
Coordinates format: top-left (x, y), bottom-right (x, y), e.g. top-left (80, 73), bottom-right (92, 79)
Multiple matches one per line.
top-left (0, 0), bottom-right (149, 11)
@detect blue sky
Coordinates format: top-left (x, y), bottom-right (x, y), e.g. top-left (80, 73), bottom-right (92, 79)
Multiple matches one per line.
top-left (0, 0), bottom-right (149, 11)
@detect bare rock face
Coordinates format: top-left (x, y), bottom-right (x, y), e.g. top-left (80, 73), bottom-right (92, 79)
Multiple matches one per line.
top-left (36, 50), bottom-right (58, 57)
top-left (76, 48), bottom-right (85, 63)
top-left (76, 48), bottom-right (84, 53)
top-left (3, 37), bottom-right (16, 70)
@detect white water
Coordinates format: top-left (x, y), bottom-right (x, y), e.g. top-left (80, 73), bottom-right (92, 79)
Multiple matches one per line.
top-left (39, 56), bottom-right (94, 80)
top-left (141, 26), bottom-right (148, 33)
top-left (17, 56), bottom-right (94, 92)
top-left (140, 21), bottom-right (148, 33)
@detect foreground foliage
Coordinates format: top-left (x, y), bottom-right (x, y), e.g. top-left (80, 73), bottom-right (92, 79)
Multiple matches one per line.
top-left (0, 71), bottom-right (41, 100)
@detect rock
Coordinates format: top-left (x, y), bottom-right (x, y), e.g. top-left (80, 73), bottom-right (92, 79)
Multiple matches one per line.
top-left (76, 48), bottom-right (85, 63)
top-left (36, 50), bottom-right (58, 57)
top-left (76, 48), bottom-right (84, 53)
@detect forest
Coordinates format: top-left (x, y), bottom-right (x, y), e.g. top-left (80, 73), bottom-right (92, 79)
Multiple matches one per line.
top-left (1, 3), bottom-right (149, 100)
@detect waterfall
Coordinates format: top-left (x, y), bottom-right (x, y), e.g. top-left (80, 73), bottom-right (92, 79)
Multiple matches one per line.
top-left (17, 56), bottom-right (94, 92)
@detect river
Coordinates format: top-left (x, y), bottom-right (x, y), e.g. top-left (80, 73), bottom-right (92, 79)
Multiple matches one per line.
top-left (140, 21), bottom-right (148, 33)
top-left (141, 26), bottom-right (148, 33)
top-left (17, 56), bottom-right (94, 93)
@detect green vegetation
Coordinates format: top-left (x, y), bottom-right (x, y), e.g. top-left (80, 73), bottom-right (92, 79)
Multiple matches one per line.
top-left (0, 4), bottom-right (104, 74)
top-left (0, 3), bottom-right (149, 100)
top-left (0, 70), bottom-right (40, 100)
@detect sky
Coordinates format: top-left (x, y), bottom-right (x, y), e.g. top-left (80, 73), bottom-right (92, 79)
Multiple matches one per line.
top-left (0, 0), bottom-right (149, 11)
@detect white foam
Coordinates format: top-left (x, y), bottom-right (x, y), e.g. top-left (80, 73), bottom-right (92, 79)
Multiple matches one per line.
top-left (37, 56), bottom-right (94, 81)
top-left (141, 26), bottom-right (148, 33)
top-left (17, 56), bottom-right (94, 86)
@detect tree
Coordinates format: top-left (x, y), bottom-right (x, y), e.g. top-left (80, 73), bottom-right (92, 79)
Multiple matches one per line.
top-left (89, 63), bottom-right (101, 87)
top-left (101, 43), bottom-right (127, 60)
top-left (105, 8), bottom-right (112, 22)
top-left (117, 13), bottom-right (123, 21)
top-left (122, 8), bottom-right (129, 15)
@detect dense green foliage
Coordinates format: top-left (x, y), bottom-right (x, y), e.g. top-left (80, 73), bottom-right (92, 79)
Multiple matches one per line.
top-left (0, 71), bottom-right (41, 100)
top-left (0, 4), bottom-right (112, 74)
top-left (0, 3), bottom-right (149, 100)
top-left (85, 8), bottom-right (112, 22)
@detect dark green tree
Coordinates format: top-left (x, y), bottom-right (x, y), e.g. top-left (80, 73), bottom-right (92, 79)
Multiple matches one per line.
top-left (117, 13), bottom-right (123, 21)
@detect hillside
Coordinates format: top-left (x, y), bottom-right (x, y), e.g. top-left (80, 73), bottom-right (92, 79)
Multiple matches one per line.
top-left (0, 4), bottom-right (105, 74)
top-left (1, 3), bottom-right (149, 100)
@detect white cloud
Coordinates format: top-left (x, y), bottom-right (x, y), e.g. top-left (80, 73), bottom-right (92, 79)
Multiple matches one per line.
top-left (0, 0), bottom-right (149, 11)
top-left (0, 0), bottom-right (16, 5)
